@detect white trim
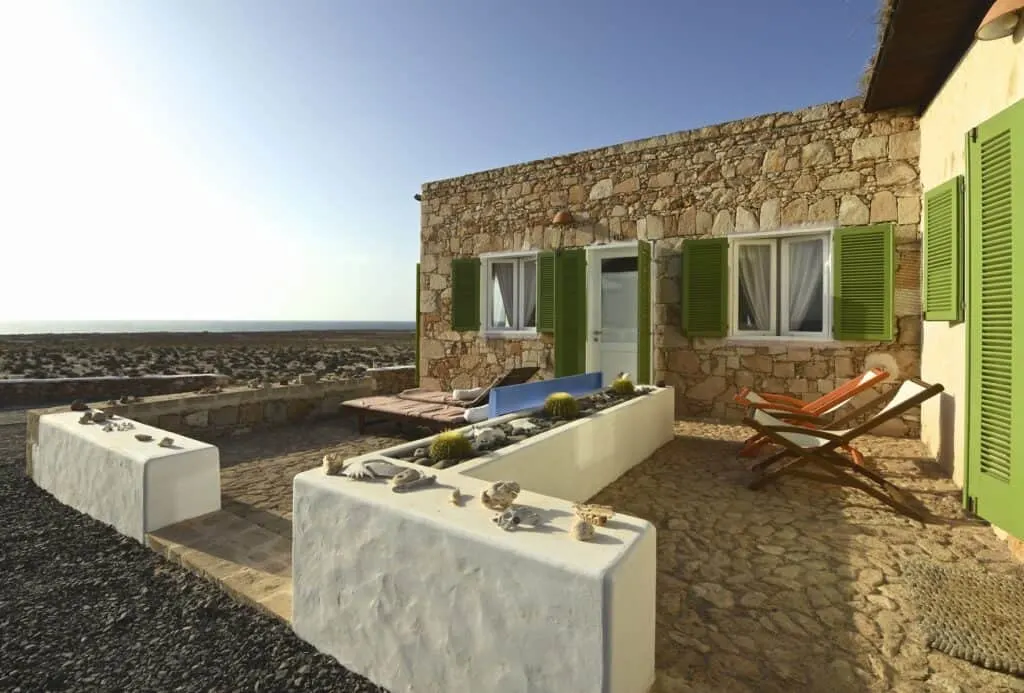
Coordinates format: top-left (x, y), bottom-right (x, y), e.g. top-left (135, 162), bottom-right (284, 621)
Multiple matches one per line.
top-left (480, 252), bottom-right (539, 336)
top-left (728, 223), bottom-right (833, 240)
top-left (585, 240), bottom-right (640, 250)
top-left (727, 230), bottom-right (833, 340)
top-left (478, 250), bottom-right (538, 260)
top-left (779, 233), bottom-right (831, 339)
top-left (729, 238), bottom-right (778, 337)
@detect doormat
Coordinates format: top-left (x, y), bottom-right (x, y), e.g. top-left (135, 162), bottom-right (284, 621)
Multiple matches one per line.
top-left (902, 556), bottom-right (1024, 676)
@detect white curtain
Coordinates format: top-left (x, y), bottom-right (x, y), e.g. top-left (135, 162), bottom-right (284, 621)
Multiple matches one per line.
top-left (492, 263), bottom-right (516, 328)
top-left (738, 245), bottom-right (772, 331)
top-left (522, 260), bottom-right (537, 327)
top-left (787, 239), bottom-right (823, 331)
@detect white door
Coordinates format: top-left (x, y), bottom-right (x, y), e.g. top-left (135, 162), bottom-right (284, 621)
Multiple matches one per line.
top-left (586, 247), bottom-right (639, 385)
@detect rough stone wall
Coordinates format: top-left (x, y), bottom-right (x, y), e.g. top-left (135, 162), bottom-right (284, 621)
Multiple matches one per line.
top-left (419, 98), bottom-right (923, 436)
top-left (0, 374), bottom-right (229, 407)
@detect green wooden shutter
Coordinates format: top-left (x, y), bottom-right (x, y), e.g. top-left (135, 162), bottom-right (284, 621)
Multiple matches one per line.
top-left (554, 248), bottom-right (587, 377)
top-left (681, 238), bottom-right (728, 337)
top-left (536, 251), bottom-right (556, 334)
top-left (923, 176), bottom-right (964, 321)
top-left (636, 240), bottom-right (652, 384)
top-left (450, 257), bottom-right (480, 331)
top-left (415, 262), bottom-right (421, 385)
top-left (832, 224), bottom-right (894, 341)
top-left (966, 101), bottom-right (1024, 539)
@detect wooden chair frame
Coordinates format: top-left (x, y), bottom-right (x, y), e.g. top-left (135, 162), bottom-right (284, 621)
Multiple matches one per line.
top-left (741, 378), bottom-right (945, 522)
top-left (735, 367), bottom-right (890, 458)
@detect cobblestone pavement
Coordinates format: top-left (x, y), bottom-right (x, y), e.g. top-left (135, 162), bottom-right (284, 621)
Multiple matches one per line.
top-left (590, 420), bottom-right (1024, 693)
top-left (201, 417), bottom-right (1024, 692)
top-left (217, 420), bottom-right (409, 539)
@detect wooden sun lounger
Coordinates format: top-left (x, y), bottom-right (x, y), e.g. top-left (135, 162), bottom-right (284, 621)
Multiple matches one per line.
top-left (341, 366), bottom-right (540, 433)
top-left (741, 378), bottom-right (944, 522)
top-left (734, 367), bottom-right (890, 458)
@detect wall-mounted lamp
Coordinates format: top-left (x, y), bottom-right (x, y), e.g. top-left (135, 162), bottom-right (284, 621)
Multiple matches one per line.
top-left (413, 193), bottom-right (423, 202)
top-left (977, 0), bottom-right (1024, 40)
top-left (551, 210), bottom-right (574, 226)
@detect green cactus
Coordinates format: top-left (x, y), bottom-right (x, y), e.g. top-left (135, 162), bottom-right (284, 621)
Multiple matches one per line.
top-left (429, 430), bottom-right (474, 461)
top-left (610, 375), bottom-right (635, 395)
top-left (544, 391), bottom-right (580, 419)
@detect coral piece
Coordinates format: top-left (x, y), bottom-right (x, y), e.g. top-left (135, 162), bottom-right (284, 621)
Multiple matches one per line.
top-left (135, 434), bottom-right (153, 442)
top-left (450, 488), bottom-right (463, 506)
top-left (572, 503), bottom-right (615, 527)
top-left (78, 412), bottom-right (93, 425)
top-left (70, 400), bottom-right (88, 412)
top-left (102, 423), bottom-right (114, 432)
top-left (429, 430), bottom-right (473, 462)
top-left (90, 411), bottom-right (108, 424)
top-left (480, 481), bottom-right (521, 511)
top-left (509, 418), bottom-right (538, 433)
top-left (336, 458), bottom-right (404, 480)
top-left (158, 437), bottom-right (174, 448)
top-left (473, 427), bottom-right (506, 447)
top-left (391, 468), bottom-right (437, 493)
top-left (543, 392), bottom-right (580, 419)
top-left (493, 506), bottom-right (543, 532)
top-left (570, 517), bottom-right (596, 541)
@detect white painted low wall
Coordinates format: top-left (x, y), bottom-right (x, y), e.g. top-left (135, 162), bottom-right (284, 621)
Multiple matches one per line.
top-left (292, 467), bottom-right (657, 693)
top-left (369, 386), bottom-right (675, 503)
top-left (460, 387), bottom-right (675, 502)
top-left (32, 411), bottom-right (221, 543)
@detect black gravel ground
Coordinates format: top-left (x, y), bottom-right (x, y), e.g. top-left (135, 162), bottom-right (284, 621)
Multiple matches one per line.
top-left (0, 417), bottom-right (388, 693)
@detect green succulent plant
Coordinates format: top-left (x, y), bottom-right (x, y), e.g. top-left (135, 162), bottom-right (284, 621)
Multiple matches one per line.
top-left (610, 375), bottom-right (635, 395)
top-left (544, 391), bottom-right (580, 419)
top-left (429, 430), bottom-right (474, 461)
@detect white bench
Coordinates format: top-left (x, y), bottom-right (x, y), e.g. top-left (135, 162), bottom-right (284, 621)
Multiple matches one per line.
top-left (292, 467), bottom-right (656, 693)
top-left (32, 411), bottom-right (220, 543)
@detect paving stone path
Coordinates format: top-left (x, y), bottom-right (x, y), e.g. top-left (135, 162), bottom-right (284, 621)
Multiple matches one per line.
top-left (218, 420), bottom-right (407, 539)
top-left (200, 417), bottom-right (1024, 692)
top-left (589, 420), bottom-right (1024, 693)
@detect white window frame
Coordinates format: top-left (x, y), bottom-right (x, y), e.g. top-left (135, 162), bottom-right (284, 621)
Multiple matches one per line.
top-left (479, 251), bottom-right (539, 337)
top-left (728, 226), bottom-right (833, 341)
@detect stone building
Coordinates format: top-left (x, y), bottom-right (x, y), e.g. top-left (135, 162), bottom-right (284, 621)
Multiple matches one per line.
top-left (863, 0), bottom-right (1024, 546)
top-left (416, 98), bottom-right (923, 436)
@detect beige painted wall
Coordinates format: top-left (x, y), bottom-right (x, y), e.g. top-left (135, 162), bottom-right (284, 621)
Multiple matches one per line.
top-left (918, 30), bottom-right (1024, 486)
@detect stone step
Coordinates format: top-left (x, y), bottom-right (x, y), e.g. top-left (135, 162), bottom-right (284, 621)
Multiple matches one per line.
top-left (146, 509), bottom-right (293, 624)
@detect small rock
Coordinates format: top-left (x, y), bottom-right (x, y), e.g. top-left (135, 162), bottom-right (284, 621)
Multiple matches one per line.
top-left (135, 434), bottom-right (153, 442)
top-left (91, 411), bottom-right (108, 424)
top-left (691, 583), bottom-right (735, 610)
top-left (70, 400), bottom-right (88, 412)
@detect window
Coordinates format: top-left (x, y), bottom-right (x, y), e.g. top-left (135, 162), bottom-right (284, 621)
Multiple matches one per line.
top-left (483, 254), bottom-right (538, 333)
top-left (730, 231), bottom-right (831, 339)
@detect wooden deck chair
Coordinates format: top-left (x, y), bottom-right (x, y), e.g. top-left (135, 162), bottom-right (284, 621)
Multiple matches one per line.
top-left (734, 367), bottom-right (889, 458)
top-left (741, 378), bottom-right (944, 522)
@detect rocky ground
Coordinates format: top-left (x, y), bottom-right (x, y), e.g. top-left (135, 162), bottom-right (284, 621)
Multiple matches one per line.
top-left (0, 331), bottom-right (414, 382)
top-left (0, 414), bottom-right (389, 692)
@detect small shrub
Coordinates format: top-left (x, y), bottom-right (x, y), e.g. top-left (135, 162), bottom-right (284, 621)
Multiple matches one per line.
top-left (429, 430), bottom-right (474, 461)
top-left (544, 391), bottom-right (580, 419)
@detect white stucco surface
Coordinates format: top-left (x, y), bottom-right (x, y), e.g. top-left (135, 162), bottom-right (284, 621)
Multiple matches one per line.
top-left (292, 468), bottom-right (657, 693)
top-left (33, 411), bottom-right (220, 543)
top-left (918, 31), bottom-right (1024, 486)
top-left (459, 387), bottom-right (675, 502)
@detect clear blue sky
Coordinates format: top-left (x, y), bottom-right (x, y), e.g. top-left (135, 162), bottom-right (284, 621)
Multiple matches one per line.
top-left (0, 0), bottom-right (879, 322)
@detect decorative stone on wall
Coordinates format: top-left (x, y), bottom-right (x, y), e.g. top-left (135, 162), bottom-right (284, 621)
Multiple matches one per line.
top-left (418, 98), bottom-right (923, 436)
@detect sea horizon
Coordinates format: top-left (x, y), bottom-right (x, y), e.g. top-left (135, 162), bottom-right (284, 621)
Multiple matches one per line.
top-left (0, 320), bottom-right (416, 336)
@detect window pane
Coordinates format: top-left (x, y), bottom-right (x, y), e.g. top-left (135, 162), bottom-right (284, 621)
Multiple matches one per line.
top-left (522, 259), bottom-right (537, 328)
top-left (490, 262), bottom-right (515, 328)
top-left (786, 238), bottom-right (824, 333)
top-left (736, 244), bottom-right (773, 331)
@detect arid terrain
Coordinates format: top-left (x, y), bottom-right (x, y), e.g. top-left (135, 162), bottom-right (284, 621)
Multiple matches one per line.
top-left (0, 331), bottom-right (415, 383)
